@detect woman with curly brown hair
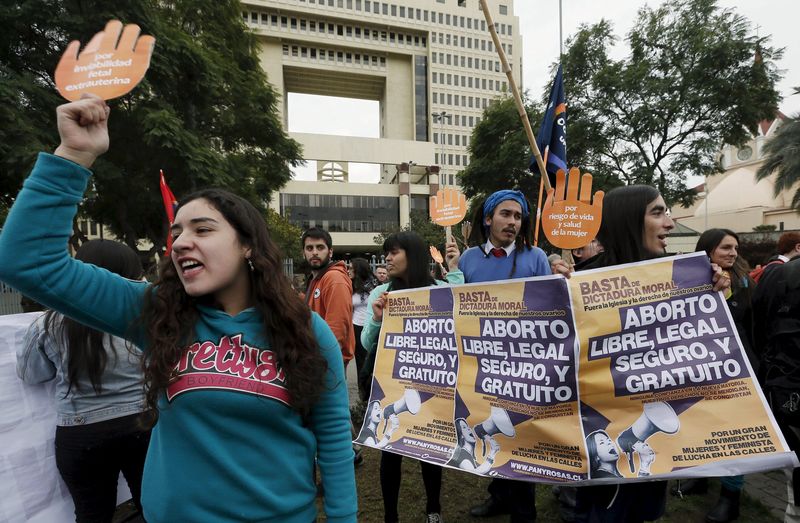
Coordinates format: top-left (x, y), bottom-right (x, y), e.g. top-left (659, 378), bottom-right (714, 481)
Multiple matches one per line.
top-left (0, 95), bottom-right (357, 523)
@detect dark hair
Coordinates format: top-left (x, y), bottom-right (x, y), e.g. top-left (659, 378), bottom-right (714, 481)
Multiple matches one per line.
top-left (695, 228), bottom-right (753, 295)
top-left (350, 257), bottom-right (376, 299)
top-left (465, 194), bottom-right (535, 278)
top-left (592, 185), bottom-right (662, 267)
top-left (695, 228), bottom-right (738, 259)
top-left (142, 189), bottom-right (328, 424)
top-left (585, 430), bottom-right (618, 476)
top-left (44, 240), bottom-right (143, 396)
top-left (454, 417), bottom-right (471, 448)
top-left (777, 231), bottom-right (800, 256)
top-left (382, 231), bottom-right (434, 290)
top-left (586, 430), bottom-right (602, 474)
top-left (301, 227), bottom-right (332, 249)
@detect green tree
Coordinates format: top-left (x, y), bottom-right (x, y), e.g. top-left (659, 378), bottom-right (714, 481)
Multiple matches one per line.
top-left (0, 1), bottom-right (302, 252)
top-left (374, 210), bottom-right (446, 249)
top-left (458, 96), bottom-right (543, 199)
top-left (756, 88), bottom-right (800, 211)
top-left (561, 0), bottom-right (782, 205)
top-left (265, 208), bottom-right (302, 262)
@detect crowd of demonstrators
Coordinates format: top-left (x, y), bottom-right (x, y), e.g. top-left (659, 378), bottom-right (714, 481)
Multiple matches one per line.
top-left (672, 229), bottom-right (800, 523)
top-left (4, 93), bottom-right (797, 523)
top-left (17, 239), bottom-right (151, 522)
top-left (0, 95), bottom-right (357, 522)
top-left (360, 231), bottom-right (462, 523)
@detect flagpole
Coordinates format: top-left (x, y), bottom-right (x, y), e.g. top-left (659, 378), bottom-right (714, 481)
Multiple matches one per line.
top-left (559, 0), bottom-right (564, 57)
top-left (479, 0), bottom-right (551, 192)
top-left (534, 148), bottom-right (549, 247)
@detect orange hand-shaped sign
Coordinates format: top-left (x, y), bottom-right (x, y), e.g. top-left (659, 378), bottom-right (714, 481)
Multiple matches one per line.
top-left (541, 167), bottom-right (604, 249)
top-left (429, 188), bottom-right (468, 226)
top-left (55, 20), bottom-right (156, 101)
top-left (429, 246), bottom-right (444, 264)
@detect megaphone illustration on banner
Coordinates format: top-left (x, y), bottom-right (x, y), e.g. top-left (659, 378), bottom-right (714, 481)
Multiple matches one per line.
top-left (617, 402), bottom-right (680, 473)
top-left (473, 407), bottom-right (517, 457)
top-left (382, 389), bottom-right (422, 432)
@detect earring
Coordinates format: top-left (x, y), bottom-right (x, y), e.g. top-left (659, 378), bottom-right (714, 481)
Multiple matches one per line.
top-left (247, 258), bottom-right (255, 272)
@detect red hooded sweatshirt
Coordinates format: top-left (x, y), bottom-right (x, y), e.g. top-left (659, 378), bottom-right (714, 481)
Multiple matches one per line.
top-left (306, 261), bottom-right (355, 363)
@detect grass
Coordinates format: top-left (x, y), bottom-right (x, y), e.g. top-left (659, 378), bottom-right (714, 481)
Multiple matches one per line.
top-left (343, 379), bottom-right (779, 522)
top-left (342, 447), bottom-right (779, 522)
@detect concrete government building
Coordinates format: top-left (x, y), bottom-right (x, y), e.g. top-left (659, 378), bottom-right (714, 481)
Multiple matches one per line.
top-left (241, 0), bottom-right (522, 253)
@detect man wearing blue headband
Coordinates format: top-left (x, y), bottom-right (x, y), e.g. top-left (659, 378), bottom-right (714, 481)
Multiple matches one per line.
top-left (459, 189), bottom-right (550, 284)
top-left (458, 189), bottom-right (556, 522)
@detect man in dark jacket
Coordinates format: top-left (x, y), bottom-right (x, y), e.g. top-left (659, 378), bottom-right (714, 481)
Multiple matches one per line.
top-left (753, 256), bottom-right (800, 521)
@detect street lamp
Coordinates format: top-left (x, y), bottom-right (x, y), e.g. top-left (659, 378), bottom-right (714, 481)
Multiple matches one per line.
top-left (432, 111), bottom-right (452, 183)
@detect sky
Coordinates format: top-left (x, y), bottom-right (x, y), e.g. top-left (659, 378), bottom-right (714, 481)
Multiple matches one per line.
top-left (515, 0), bottom-right (800, 116)
top-left (287, 0), bottom-right (800, 182)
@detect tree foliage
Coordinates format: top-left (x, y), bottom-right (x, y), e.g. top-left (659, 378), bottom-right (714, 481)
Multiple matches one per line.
top-left (457, 94), bottom-right (620, 253)
top-left (561, 0), bottom-right (782, 205)
top-left (756, 88), bottom-right (800, 211)
top-left (373, 210), bottom-right (469, 257)
top-left (458, 96), bottom-right (543, 200)
top-left (0, 0), bottom-right (302, 252)
top-left (265, 208), bottom-right (302, 262)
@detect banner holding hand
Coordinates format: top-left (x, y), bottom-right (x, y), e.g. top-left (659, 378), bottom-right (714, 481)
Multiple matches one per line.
top-left (541, 168), bottom-right (604, 249)
top-left (55, 20), bottom-right (156, 101)
top-left (430, 188), bottom-right (468, 244)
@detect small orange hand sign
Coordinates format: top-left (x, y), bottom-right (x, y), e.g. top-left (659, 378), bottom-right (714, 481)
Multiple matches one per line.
top-left (429, 246), bottom-right (444, 264)
top-left (429, 188), bottom-right (468, 226)
top-left (55, 20), bottom-right (156, 101)
top-left (541, 167), bottom-right (604, 249)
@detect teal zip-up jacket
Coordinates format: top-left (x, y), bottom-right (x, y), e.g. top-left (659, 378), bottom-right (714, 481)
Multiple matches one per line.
top-left (0, 153), bottom-right (357, 523)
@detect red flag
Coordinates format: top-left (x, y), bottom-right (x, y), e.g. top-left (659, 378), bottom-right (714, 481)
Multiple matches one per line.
top-left (159, 170), bottom-right (178, 253)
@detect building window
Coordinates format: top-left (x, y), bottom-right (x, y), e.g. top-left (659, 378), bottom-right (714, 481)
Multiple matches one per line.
top-left (414, 55), bottom-right (429, 141)
top-left (499, 5), bottom-right (508, 15)
top-left (281, 194), bottom-right (399, 233)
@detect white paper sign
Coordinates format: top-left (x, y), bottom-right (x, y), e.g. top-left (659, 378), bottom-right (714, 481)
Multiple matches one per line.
top-left (0, 313), bottom-right (131, 522)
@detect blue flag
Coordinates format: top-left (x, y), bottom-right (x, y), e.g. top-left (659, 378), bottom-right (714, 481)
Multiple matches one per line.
top-left (530, 64), bottom-right (567, 185)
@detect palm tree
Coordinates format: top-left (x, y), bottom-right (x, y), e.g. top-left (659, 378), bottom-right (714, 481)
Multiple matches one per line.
top-left (757, 87), bottom-right (800, 211)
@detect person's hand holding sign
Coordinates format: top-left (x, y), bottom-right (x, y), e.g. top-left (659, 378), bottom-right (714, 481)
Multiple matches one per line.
top-left (55, 20), bottom-right (155, 102)
top-left (541, 167), bottom-right (604, 250)
top-left (54, 95), bottom-right (110, 169)
top-left (429, 246), bottom-right (447, 276)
